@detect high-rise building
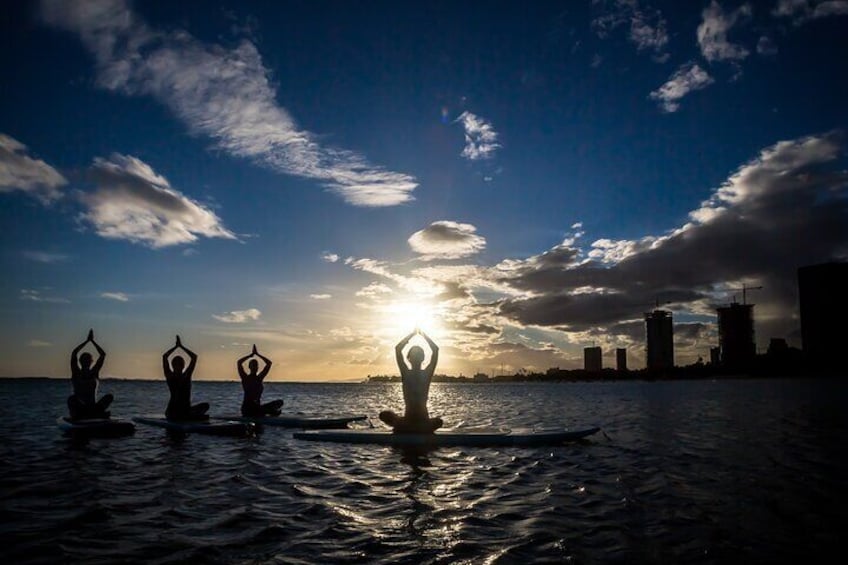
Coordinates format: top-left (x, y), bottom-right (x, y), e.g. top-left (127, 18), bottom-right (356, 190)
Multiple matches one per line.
top-left (798, 261), bottom-right (848, 373)
top-left (645, 309), bottom-right (674, 371)
top-left (717, 302), bottom-right (755, 370)
top-left (584, 346), bottom-right (602, 372)
top-left (616, 348), bottom-right (627, 371)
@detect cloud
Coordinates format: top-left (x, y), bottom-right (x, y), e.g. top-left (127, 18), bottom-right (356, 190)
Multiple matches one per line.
top-left (79, 153), bottom-right (236, 248)
top-left (322, 252), bottom-right (339, 263)
top-left (408, 221), bottom-right (487, 260)
top-left (27, 340), bottom-right (52, 347)
top-left (101, 291), bottom-right (129, 301)
top-left (756, 36), bottom-right (778, 56)
top-left (773, 0), bottom-right (848, 24)
top-left (649, 62), bottom-right (714, 113)
top-left (455, 112), bottom-right (500, 161)
top-left (20, 289), bottom-right (69, 303)
top-left (697, 1), bottom-right (752, 63)
top-left (591, 0), bottom-right (669, 59)
top-left (0, 133), bottom-right (67, 203)
top-left (23, 250), bottom-right (71, 263)
top-left (213, 308), bottom-right (262, 323)
top-left (493, 132), bottom-right (848, 343)
top-left (40, 0), bottom-right (417, 207)
top-left (310, 294), bottom-right (332, 300)
top-left (355, 282), bottom-right (394, 298)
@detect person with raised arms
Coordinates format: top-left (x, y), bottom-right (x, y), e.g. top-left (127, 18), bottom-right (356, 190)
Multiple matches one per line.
top-left (68, 329), bottom-right (113, 420)
top-left (162, 335), bottom-right (209, 421)
top-left (237, 344), bottom-right (283, 417)
top-left (379, 329), bottom-right (444, 433)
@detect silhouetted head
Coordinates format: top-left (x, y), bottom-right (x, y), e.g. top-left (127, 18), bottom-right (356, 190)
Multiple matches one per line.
top-left (248, 359), bottom-right (259, 374)
top-left (407, 345), bottom-right (425, 366)
top-left (79, 352), bottom-right (93, 369)
top-left (171, 355), bottom-right (185, 372)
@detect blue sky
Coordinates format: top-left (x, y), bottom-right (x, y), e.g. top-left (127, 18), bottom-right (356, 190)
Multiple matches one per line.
top-left (1, 0), bottom-right (846, 380)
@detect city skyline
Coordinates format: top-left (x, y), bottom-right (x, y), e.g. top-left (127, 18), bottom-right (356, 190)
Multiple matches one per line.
top-left (1, 0), bottom-right (847, 380)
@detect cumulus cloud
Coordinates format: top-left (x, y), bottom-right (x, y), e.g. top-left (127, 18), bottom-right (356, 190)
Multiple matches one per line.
top-left (773, 0), bottom-right (848, 24)
top-left (494, 132), bottom-right (848, 344)
top-left (408, 221), bottom-right (487, 260)
top-left (40, 0), bottom-right (417, 207)
top-left (322, 252), bottom-right (339, 263)
top-left (455, 112), bottom-right (500, 161)
top-left (79, 153), bottom-right (236, 248)
top-left (213, 308), bottom-right (262, 323)
top-left (649, 62), bottom-right (714, 113)
top-left (697, 1), bottom-right (752, 63)
top-left (591, 0), bottom-right (669, 59)
top-left (101, 291), bottom-right (129, 301)
top-left (0, 133), bottom-right (67, 203)
top-left (356, 282), bottom-right (394, 298)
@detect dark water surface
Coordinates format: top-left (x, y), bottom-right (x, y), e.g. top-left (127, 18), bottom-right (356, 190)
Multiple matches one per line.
top-left (2, 377), bottom-right (846, 564)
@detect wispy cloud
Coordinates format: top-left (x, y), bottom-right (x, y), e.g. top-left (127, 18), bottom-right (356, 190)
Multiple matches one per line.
top-left (213, 308), bottom-right (262, 323)
top-left (756, 35), bottom-right (778, 56)
top-left (591, 0), bottom-right (669, 59)
top-left (27, 339), bottom-right (52, 347)
top-left (23, 250), bottom-right (71, 263)
top-left (455, 112), bottom-right (500, 161)
top-left (322, 252), bottom-right (340, 263)
top-left (697, 1), bottom-right (752, 63)
top-left (101, 291), bottom-right (129, 301)
top-left (649, 62), bottom-right (714, 113)
top-left (0, 133), bottom-right (67, 203)
top-left (40, 0), bottom-right (417, 207)
top-left (20, 289), bottom-right (69, 303)
top-left (80, 153), bottom-right (236, 248)
top-left (408, 221), bottom-right (487, 260)
top-left (773, 0), bottom-right (848, 24)
top-left (310, 294), bottom-right (332, 300)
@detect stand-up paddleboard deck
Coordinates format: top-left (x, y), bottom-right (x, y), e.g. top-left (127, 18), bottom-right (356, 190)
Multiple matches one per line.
top-left (58, 416), bottom-right (136, 438)
top-left (214, 414), bottom-right (368, 429)
top-left (133, 415), bottom-right (254, 437)
top-left (293, 426), bottom-right (600, 447)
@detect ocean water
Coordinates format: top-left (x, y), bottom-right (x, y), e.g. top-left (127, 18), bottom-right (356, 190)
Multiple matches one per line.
top-left (1, 377), bottom-right (846, 564)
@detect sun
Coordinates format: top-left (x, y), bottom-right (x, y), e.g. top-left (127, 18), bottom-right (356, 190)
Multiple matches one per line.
top-left (380, 299), bottom-right (444, 338)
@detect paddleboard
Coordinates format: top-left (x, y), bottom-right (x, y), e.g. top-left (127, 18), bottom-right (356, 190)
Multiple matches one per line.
top-left (57, 416), bottom-right (136, 438)
top-left (292, 426), bottom-right (601, 447)
top-left (214, 413), bottom-right (368, 429)
top-left (133, 415), bottom-right (255, 437)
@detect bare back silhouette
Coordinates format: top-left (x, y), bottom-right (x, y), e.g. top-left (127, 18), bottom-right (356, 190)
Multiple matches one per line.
top-left (162, 335), bottom-right (209, 421)
top-left (237, 344), bottom-right (283, 417)
top-left (67, 329), bottom-right (113, 420)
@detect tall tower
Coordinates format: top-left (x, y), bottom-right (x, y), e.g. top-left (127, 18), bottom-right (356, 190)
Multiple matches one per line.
top-left (798, 261), bottom-right (848, 373)
top-left (645, 309), bottom-right (674, 371)
top-left (584, 346), bottom-right (602, 372)
top-left (716, 302), bottom-right (755, 370)
top-left (616, 348), bottom-right (627, 371)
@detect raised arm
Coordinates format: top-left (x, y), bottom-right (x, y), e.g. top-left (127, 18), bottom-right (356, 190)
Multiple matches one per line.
top-left (70, 333), bottom-right (89, 373)
top-left (254, 347), bottom-right (272, 379)
top-left (90, 333), bottom-right (106, 373)
top-left (420, 330), bottom-right (439, 375)
top-left (236, 350), bottom-right (252, 378)
top-left (181, 338), bottom-right (198, 375)
top-left (395, 331), bottom-right (416, 372)
top-left (162, 338), bottom-right (180, 375)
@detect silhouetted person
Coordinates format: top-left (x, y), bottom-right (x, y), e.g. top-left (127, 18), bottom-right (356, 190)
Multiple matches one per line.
top-left (68, 329), bottom-right (113, 420)
top-left (238, 344), bottom-right (283, 417)
top-left (162, 336), bottom-right (209, 421)
top-left (379, 329), bottom-right (444, 433)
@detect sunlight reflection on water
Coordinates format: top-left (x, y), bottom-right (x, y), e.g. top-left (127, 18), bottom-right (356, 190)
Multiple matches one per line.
top-left (1, 378), bottom-right (847, 564)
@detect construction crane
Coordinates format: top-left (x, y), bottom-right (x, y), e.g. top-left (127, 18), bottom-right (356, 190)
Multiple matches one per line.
top-left (726, 283), bottom-right (763, 305)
